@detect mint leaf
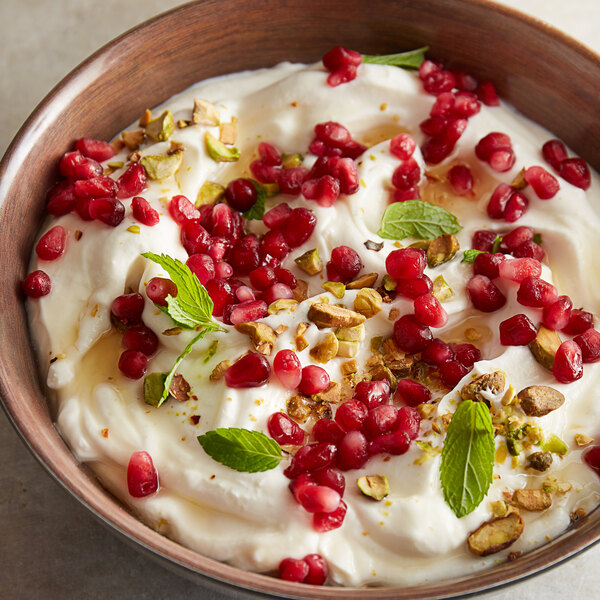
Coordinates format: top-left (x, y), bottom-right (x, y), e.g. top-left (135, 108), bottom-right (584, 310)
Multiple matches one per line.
top-left (362, 47), bottom-right (429, 69)
top-left (440, 400), bottom-right (495, 518)
top-left (243, 180), bottom-right (266, 220)
top-left (462, 249), bottom-right (485, 264)
top-left (198, 428), bottom-right (284, 473)
top-left (533, 232), bottom-right (543, 245)
top-left (491, 235), bottom-right (502, 253)
top-left (378, 200), bottom-right (462, 240)
top-left (142, 252), bottom-right (216, 329)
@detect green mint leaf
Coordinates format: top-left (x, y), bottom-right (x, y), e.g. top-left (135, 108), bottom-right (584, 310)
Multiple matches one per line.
top-left (491, 235), bottom-right (502, 253)
top-left (142, 252), bottom-right (215, 329)
top-left (198, 428), bottom-right (284, 473)
top-left (243, 180), bottom-right (266, 220)
top-left (440, 400), bottom-right (495, 518)
top-left (462, 249), bottom-right (486, 264)
top-left (533, 232), bottom-right (543, 245)
top-left (362, 47), bottom-right (429, 69)
top-left (378, 200), bottom-right (462, 240)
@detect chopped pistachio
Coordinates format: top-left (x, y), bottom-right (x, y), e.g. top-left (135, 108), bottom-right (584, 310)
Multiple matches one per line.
top-left (144, 372), bottom-right (167, 406)
top-left (512, 489), bottom-right (552, 512)
top-left (295, 322), bottom-right (310, 351)
top-left (310, 333), bottom-right (339, 364)
top-left (169, 374), bottom-right (192, 402)
top-left (416, 403), bottom-right (436, 419)
top-left (364, 239), bottom-right (384, 252)
top-left (308, 303), bottom-right (366, 329)
top-left (209, 360), bottom-right (231, 382)
top-left (139, 109), bottom-right (152, 127)
top-left (427, 234), bottom-right (460, 268)
top-left (337, 340), bottom-right (358, 357)
top-left (409, 239), bottom-right (431, 250)
top-left (107, 160), bottom-right (124, 169)
top-left (461, 371), bottom-right (506, 402)
top-left (295, 248), bottom-right (323, 275)
top-left (121, 129), bottom-right (145, 151)
top-left (219, 120), bottom-right (238, 145)
top-left (527, 451), bottom-right (553, 472)
top-left (293, 279), bottom-right (308, 302)
top-left (382, 274), bottom-right (397, 292)
top-left (557, 482), bottom-right (572, 494)
top-left (126, 225), bottom-right (141, 234)
top-left (510, 168), bottom-right (528, 190)
top-left (312, 381), bottom-right (343, 404)
top-left (543, 476), bottom-right (559, 494)
top-left (341, 359), bottom-right (358, 376)
top-left (517, 385), bottom-right (565, 417)
top-left (263, 182), bottom-right (280, 197)
top-left (354, 288), bottom-right (383, 318)
top-left (145, 110), bottom-right (175, 142)
top-left (467, 512), bottom-right (524, 556)
top-left (370, 336), bottom-right (384, 353)
top-left (234, 322), bottom-right (277, 356)
top-left (205, 132), bottom-right (240, 162)
top-left (320, 281), bottom-right (344, 298)
top-left (465, 327), bottom-right (482, 341)
top-left (196, 181), bottom-right (225, 206)
top-left (357, 475), bottom-right (389, 501)
top-left (336, 324), bottom-right (365, 343)
top-left (491, 500), bottom-right (508, 518)
top-left (177, 119), bottom-right (191, 128)
top-left (192, 98), bottom-right (220, 126)
top-left (432, 275), bottom-right (454, 301)
top-left (346, 272), bottom-right (378, 290)
top-left (110, 138), bottom-right (125, 153)
top-left (541, 435), bottom-right (568, 455)
top-left (268, 299), bottom-right (298, 315)
top-left (529, 326), bottom-right (561, 370)
top-left (286, 394), bottom-right (313, 423)
top-left (575, 433), bottom-right (594, 446)
top-left (281, 152), bottom-right (303, 168)
top-left (140, 150), bottom-right (183, 180)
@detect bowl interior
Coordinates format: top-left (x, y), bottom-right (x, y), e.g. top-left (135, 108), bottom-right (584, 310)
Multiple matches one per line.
top-left (1, 0), bottom-right (600, 598)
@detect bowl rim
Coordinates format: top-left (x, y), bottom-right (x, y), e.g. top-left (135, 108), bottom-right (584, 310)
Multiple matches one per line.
top-left (2, 0), bottom-right (600, 598)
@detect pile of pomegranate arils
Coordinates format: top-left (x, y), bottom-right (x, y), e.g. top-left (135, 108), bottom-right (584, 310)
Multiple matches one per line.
top-left (24, 45), bottom-right (600, 586)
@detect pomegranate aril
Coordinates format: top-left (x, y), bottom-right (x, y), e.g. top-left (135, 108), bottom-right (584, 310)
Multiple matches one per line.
top-left (303, 553), bottom-right (329, 586)
top-left (258, 142), bottom-right (281, 166)
top-left (419, 59), bottom-right (440, 79)
top-left (146, 277), bottom-right (177, 308)
top-left (517, 276), bottom-right (558, 308)
top-left (289, 472), bottom-right (315, 502)
top-left (283, 208), bottom-right (316, 248)
top-left (273, 349), bottom-right (302, 390)
top-left (524, 166), bottom-right (560, 199)
top-left (224, 352), bottom-right (271, 388)
top-left (35, 225), bottom-right (66, 261)
top-left (396, 275), bottom-right (433, 299)
top-left (499, 314), bottom-right (538, 346)
top-left (22, 270), bottom-right (51, 298)
top-left (311, 467), bottom-right (345, 498)
top-left (414, 293), bottom-right (448, 328)
top-left (395, 379), bottom-right (431, 407)
top-left (205, 279), bottom-right (234, 316)
top-left (278, 167), bottom-right (309, 196)
top-left (336, 430), bottom-right (369, 471)
top-left (261, 229), bottom-right (290, 260)
top-left (313, 418), bottom-right (345, 445)
top-left (267, 412), bottom-right (304, 446)
top-left (249, 266), bottom-right (276, 290)
top-left (473, 252), bottom-right (504, 279)
top-left (421, 136), bottom-right (453, 164)
top-left (396, 406), bottom-right (421, 440)
top-left (122, 325), bottom-right (159, 356)
top-left (420, 116), bottom-right (448, 137)
top-left (574, 328), bottom-right (600, 363)
top-left (353, 380), bottom-right (390, 409)
top-left (329, 245), bottom-right (362, 281)
top-left (452, 92), bottom-right (481, 118)
top-left (422, 69), bottom-right (456, 95)
top-left (542, 295), bottom-right (572, 330)
top-left (275, 267), bottom-right (297, 289)
top-left (467, 274), bottom-right (507, 312)
top-left (132, 196), bottom-right (159, 226)
top-left (391, 159), bottom-right (421, 190)
top-left (278, 558), bottom-right (309, 583)
top-left (313, 499), bottom-right (347, 532)
top-left (503, 191), bottom-right (528, 222)
top-left (250, 160), bottom-right (279, 184)
top-left (502, 226), bottom-right (533, 251)
top-left (229, 235), bottom-right (260, 275)
top-left (263, 203), bottom-right (291, 229)
top-left (298, 484), bottom-right (341, 513)
top-left (284, 443), bottom-right (337, 479)
top-left (453, 70), bottom-right (478, 92)
top-left (301, 175), bottom-right (340, 207)
top-left (118, 349), bottom-right (147, 379)
top-left (59, 151), bottom-right (102, 180)
top-left (476, 80), bottom-right (500, 106)
top-left (362, 405), bottom-right (399, 440)
top-left (393, 314), bottom-right (433, 353)
top-left (74, 175), bottom-right (118, 199)
top-left (512, 240), bottom-right (545, 261)
top-left (309, 139), bottom-right (341, 157)
top-left (489, 149), bottom-right (516, 173)
top-left (225, 178), bottom-right (258, 212)
top-left (207, 237), bottom-right (232, 263)
top-left (542, 139), bottom-right (568, 170)
top-left (475, 132), bottom-right (512, 162)
top-left (326, 262), bottom-right (344, 283)
top-left (314, 121), bottom-right (352, 148)
top-left (111, 292), bottom-right (144, 326)
top-left (186, 254), bottom-right (215, 285)
top-left (472, 230), bottom-right (498, 252)
top-left (88, 197), bottom-right (125, 226)
top-left (584, 446), bottom-right (600, 476)
top-left (392, 187), bottom-right (421, 202)
top-left (562, 309), bottom-right (594, 336)
top-left (209, 203), bottom-right (236, 239)
top-left (299, 365), bottom-right (330, 395)
top-left (390, 133), bottom-right (417, 160)
top-left (181, 221), bottom-right (211, 255)
top-left (439, 359), bottom-right (469, 387)
top-left (487, 183), bottom-right (513, 219)
top-left (498, 257), bottom-right (542, 282)
top-left (127, 451), bottom-right (158, 497)
top-left (430, 92), bottom-right (455, 118)
top-left (452, 343), bottom-right (481, 368)
top-left (559, 158), bottom-right (591, 190)
top-left (263, 283), bottom-right (294, 305)
top-left (169, 195), bottom-right (200, 224)
top-left (116, 163), bottom-right (147, 199)
top-left (46, 181), bottom-right (78, 216)
top-left (448, 165), bottom-right (474, 195)
top-left (386, 247), bottom-right (426, 279)
top-left (215, 261), bottom-right (233, 279)
top-left (422, 338), bottom-right (454, 366)
top-left (335, 400), bottom-right (368, 431)
top-left (369, 429), bottom-right (411, 456)
top-left (552, 340), bottom-right (583, 383)
top-left (228, 300), bottom-right (268, 325)
top-left (327, 156), bottom-right (359, 195)
top-left (322, 46), bottom-right (362, 71)
top-left (340, 139), bottom-right (367, 160)
top-left (74, 137), bottom-right (115, 162)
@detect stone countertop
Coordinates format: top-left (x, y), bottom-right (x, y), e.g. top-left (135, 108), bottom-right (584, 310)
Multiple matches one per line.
top-left (1, 1), bottom-right (599, 598)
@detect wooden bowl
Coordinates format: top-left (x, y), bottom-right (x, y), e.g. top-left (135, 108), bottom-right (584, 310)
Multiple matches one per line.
top-left (1, 0), bottom-right (599, 597)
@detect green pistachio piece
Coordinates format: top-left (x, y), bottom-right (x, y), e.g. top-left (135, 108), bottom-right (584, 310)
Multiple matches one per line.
top-left (541, 435), bottom-right (568, 456)
top-left (193, 98), bottom-right (220, 126)
top-left (144, 372), bottom-right (167, 407)
top-left (357, 474), bottom-right (389, 501)
top-left (353, 288), bottom-right (382, 318)
top-left (263, 182), bottom-right (280, 197)
top-left (196, 181), bottom-right (225, 206)
top-left (336, 324), bottom-right (365, 342)
top-left (205, 132), bottom-right (240, 162)
top-left (281, 153), bottom-right (303, 168)
top-left (346, 273), bottom-right (378, 290)
top-left (268, 299), bottom-right (298, 314)
top-left (382, 274), bottom-right (397, 292)
top-left (427, 234), bottom-right (460, 268)
top-left (310, 333), bottom-right (339, 364)
top-left (322, 281), bottom-right (346, 299)
top-left (126, 225), bottom-right (141, 234)
top-left (145, 110), bottom-right (175, 142)
top-left (295, 248), bottom-right (323, 275)
top-left (140, 150), bottom-right (183, 181)
top-left (337, 340), bottom-right (359, 358)
top-left (432, 275), bottom-right (454, 301)
top-left (529, 326), bottom-right (561, 370)
top-left (107, 160), bottom-right (124, 169)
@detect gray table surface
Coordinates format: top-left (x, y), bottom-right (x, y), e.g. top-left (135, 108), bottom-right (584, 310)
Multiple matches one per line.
top-left (2, 1), bottom-right (600, 598)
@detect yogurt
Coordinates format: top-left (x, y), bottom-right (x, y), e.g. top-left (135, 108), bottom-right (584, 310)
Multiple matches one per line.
top-left (27, 59), bottom-right (600, 587)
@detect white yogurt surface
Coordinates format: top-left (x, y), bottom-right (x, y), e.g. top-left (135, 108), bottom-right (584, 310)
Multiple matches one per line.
top-left (27, 61), bottom-right (600, 587)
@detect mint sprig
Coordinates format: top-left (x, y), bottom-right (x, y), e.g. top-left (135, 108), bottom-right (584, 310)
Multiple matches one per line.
top-left (198, 428), bottom-right (285, 473)
top-left (491, 235), bottom-right (502, 253)
top-left (378, 200), bottom-right (462, 240)
top-left (362, 47), bottom-right (429, 69)
top-left (462, 249), bottom-right (486, 264)
top-left (440, 400), bottom-right (495, 518)
top-left (243, 180), bottom-right (267, 220)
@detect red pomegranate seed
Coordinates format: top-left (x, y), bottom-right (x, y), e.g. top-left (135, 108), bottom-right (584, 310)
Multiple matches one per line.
top-left (353, 380), bottom-right (390, 409)
top-left (452, 92), bottom-right (481, 118)
top-left (214, 262), bottom-right (233, 279)
top-left (249, 266), bottom-right (276, 290)
top-left (284, 444), bottom-right (337, 479)
top-left (542, 295), bottom-right (572, 330)
top-left (303, 554), bottom-right (328, 585)
top-left (235, 285), bottom-right (255, 303)
top-left (473, 252), bottom-right (504, 279)
top-left (420, 135), bottom-right (453, 165)
top-left (574, 328), bottom-right (600, 363)
top-left (298, 485), bottom-right (341, 513)
top-left (439, 359), bottom-right (469, 386)
top-left (225, 353), bottom-right (271, 388)
top-left (275, 267), bottom-right (297, 289)
top-left (486, 184), bottom-right (511, 219)
top-left (393, 314), bottom-right (433, 352)
top-left (186, 254), bottom-right (215, 285)
top-left (423, 69), bottom-right (456, 95)
top-left (391, 160), bottom-right (421, 190)
top-left (313, 418), bottom-right (345, 445)
top-left (207, 236), bottom-right (233, 263)
top-left (313, 499), bottom-right (347, 532)
top-left (181, 221), bottom-right (211, 255)
top-left (336, 430), bottom-right (369, 471)
top-left (205, 279), bottom-right (235, 316)
top-left (392, 187), bottom-right (421, 203)
top-left (250, 160), bottom-right (279, 184)
top-left (442, 118), bottom-right (468, 144)
top-left (475, 132), bottom-right (512, 162)
top-left (422, 338), bottom-right (454, 366)
top-left (453, 70), bottom-right (478, 92)
top-left (146, 277), bottom-right (177, 308)
top-left (584, 446), bottom-right (600, 476)
top-left (88, 197), bottom-right (125, 226)
top-left (199, 204), bottom-right (214, 230)
top-left (273, 349), bottom-right (302, 390)
top-left (283, 207), bottom-right (316, 248)
top-left (553, 340), bottom-right (583, 383)
top-left (420, 116), bottom-right (448, 137)
top-left (419, 59), bottom-right (440, 79)
top-left (169, 195), bottom-right (200, 224)
top-left (122, 325), bottom-right (159, 356)
top-left (111, 292), bottom-right (144, 326)
top-left (498, 257), bottom-right (542, 283)
top-left (512, 240), bottom-right (545, 261)
top-left (74, 137), bottom-right (115, 162)
top-left (46, 181), bottom-right (78, 216)
top-left (490, 149), bottom-right (516, 172)
top-left (323, 46), bottom-right (362, 71)
top-left (368, 429), bottom-right (411, 455)
top-left (263, 283), bottom-right (294, 305)
top-left (35, 225), bottom-right (66, 261)
top-left (327, 157), bottom-right (359, 195)
top-left (267, 412), bottom-right (304, 445)
top-left (132, 196), bottom-right (159, 226)
top-left (396, 275), bottom-right (433, 299)
top-left (502, 226), bottom-right (533, 251)
top-left (209, 203), bottom-right (237, 239)
top-left (279, 558), bottom-right (309, 583)
top-left (59, 150), bottom-right (102, 180)
top-left (524, 166), bottom-right (560, 199)
top-left (299, 365), bottom-right (330, 395)
top-left (503, 190), bottom-right (528, 222)
top-left (517, 276), bottom-right (558, 308)
top-left (74, 175), bottom-right (118, 199)
top-left (116, 163), bottom-right (147, 199)
top-left (467, 274), bottom-right (507, 312)
top-left (499, 314), bottom-right (538, 346)
top-left (448, 165), bottom-right (474, 195)
top-left (263, 203), bottom-right (292, 230)
top-left (258, 142), bottom-right (281, 166)
top-left (22, 270), bottom-right (51, 298)
top-left (414, 293), bottom-right (448, 328)
top-left (362, 405), bottom-right (399, 440)
top-left (311, 467), bottom-right (345, 497)
top-left (229, 235), bottom-right (260, 275)
top-left (430, 92), bottom-right (455, 118)
top-left (314, 122), bottom-right (352, 148)
top-left (472, 230), bottom-right (498, 252)
top-left (225, 178), bottom-right (258, 212)
top-left (476, 80), bottom-right (500, 106)
top-left (309, 139), bottom-right (342, 157)
top-left (396, 406), bottom-right (421, 440)
top-left (452, 343), bottom-right (481, 367)
top-left (559, 158), bottom-right (591, 190)
top-left (118, 349), bottom-right (147, 379)
top-left (335, 400), bottom-right (368, 432)
top-left (127, 451), bottom-right (158, 497)
top-left (562, 309), bottom-right (594, 336)
top-left (542, 139), bottom-right (568, 170)
top-left (278, 167), bottom-right (309, 195)
top-left (386, 247), bottom-right (426, 279)
top-left (302, 175), bottom-right (340, 207)
top-left (228, 300), bottom-right (268, 325)
top-left (390, 134), bottom-right (417, 160)
top-left (261, 230), bottom-right (291, 260)
top-left (395, 379), bottom-right (431, 407)
top-left (329, 245), bottom-right (362, 281)
top-left (328, 66), bottom-right (359, 87)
